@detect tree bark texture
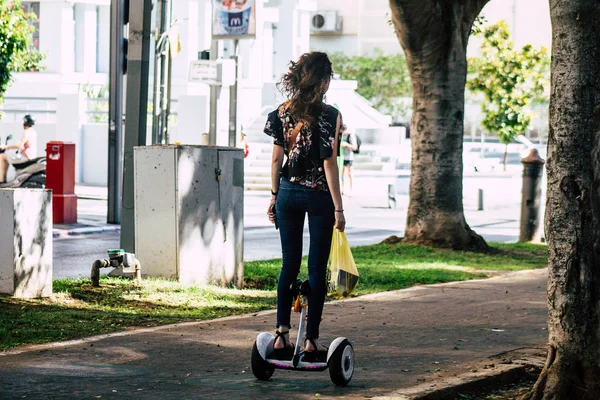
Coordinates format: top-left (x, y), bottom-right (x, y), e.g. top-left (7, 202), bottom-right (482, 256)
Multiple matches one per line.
top-left (524, 1), bottom-right (600, 399)
top-left (388, 0), bottom-right (489, 250)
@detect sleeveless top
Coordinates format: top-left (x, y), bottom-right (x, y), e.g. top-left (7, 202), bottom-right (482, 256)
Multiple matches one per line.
top-left (264, 103), bottom-right (341, 191)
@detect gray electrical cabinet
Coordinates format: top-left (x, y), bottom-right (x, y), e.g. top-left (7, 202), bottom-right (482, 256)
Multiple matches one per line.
top-left (134, 145), bottom-right (244, 287)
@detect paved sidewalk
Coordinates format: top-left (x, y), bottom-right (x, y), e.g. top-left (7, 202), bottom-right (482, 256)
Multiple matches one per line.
top-left (52, 186), bottom-right (116, 238)
top-left (0, 269), bottom-right (548, 400)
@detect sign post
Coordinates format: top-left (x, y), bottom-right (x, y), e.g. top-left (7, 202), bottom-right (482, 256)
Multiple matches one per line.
top-left (212, 0), bottom-right (257, 39)
top-left (208, 0), bottom-right (257, 147)
top-left (189, 59), bottom-right (236, 86)
top-left (229, 39), bottom-right (239, 147)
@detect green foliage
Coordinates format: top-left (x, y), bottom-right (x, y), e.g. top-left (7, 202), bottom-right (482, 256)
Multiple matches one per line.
top-left (467, 21), bottom-right (549, 155)
top-left (329, 50), bottom-right (412, 121)
top-left (470, 15), bottom-right (488, 36)
top-left (0, 0), bottom-right (45, 113)
top-left (80, 83), bottom-right (109, 123)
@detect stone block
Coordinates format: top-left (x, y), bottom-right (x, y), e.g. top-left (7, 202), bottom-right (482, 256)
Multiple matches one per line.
top-left (0, 189), bottom-right (53, 298)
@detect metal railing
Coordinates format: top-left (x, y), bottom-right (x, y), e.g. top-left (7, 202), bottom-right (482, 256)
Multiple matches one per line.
top-left (0, 97), bottom-right (57, 122)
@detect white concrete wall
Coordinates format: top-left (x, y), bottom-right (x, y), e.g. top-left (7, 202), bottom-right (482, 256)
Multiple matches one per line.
top-left (40, 0), bottom-right (75, 74)
top-left (272, 0), bottom-right (316, 79)
top-left (311, 0), bottom-right (396, 55)
top-left (311, 0), bottom-right (551, 56)
top-left (171, 0), bottom-right (200, 94)
top-left (97, 6), bottom-right (110, 73)
top-left (478, 0), bottom-right (551, 49)
top-left (80, 124), bottom-right (108, 186)
top-left (74, 3), bottom-right (98, 73)
top-left (174, 95), bottom-right (210, 145)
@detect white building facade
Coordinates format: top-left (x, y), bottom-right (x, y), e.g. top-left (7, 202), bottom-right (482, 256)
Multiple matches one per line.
top-left (309, 0), bottom-right (398, 56)
top-left (1, 0), bottom-right (324, 185)
top-left (308, 0), bottom-right (552, 56)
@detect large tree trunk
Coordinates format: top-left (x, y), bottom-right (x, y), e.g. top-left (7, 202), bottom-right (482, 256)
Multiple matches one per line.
top-left (389, 0), bottom-right (489, 250)
top-left (523, 1), bottom-right (600, 399)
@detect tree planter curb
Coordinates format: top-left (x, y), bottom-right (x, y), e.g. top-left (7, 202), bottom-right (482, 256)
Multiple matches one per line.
top-left (375, 355), bottom-right (545, 400)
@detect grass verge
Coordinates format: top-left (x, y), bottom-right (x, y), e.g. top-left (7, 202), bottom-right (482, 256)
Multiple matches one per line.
top-left (0, 242), bottom-right (547, 350)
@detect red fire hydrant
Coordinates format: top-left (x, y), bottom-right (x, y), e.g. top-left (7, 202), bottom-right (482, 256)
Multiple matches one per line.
top-left (46, 141), bottom-right (77, 224)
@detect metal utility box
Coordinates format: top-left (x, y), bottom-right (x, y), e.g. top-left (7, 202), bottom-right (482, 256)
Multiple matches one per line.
top-left (134, 145), bottom-right (244, 287)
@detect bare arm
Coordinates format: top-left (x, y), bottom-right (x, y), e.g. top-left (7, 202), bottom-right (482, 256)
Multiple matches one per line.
top-left (271, 144), bottom-right (284, 194)
top-left (344, 134), bottom-right (358, 151)
top-left (4, 132), bottom-right (29, 151)
top-left (324, 114), bottom-right (345, 230)
top-left (267, 144), bottom-right (285, 224)
top-left (3, 138), bottom-right (23, 151)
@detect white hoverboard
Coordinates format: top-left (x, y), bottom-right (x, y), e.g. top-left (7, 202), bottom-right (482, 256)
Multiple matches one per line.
top-left (251, 280), bottom-right (355, 386)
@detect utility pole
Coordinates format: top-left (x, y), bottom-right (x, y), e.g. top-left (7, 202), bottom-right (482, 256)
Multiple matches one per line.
top-left (208, 40), bottom-right (219, 145)
top-left (228, 39), bottom-right (239, 147)
top-left (107, 0), bottom-right (126, 224)
top-left (121, 0), bottom-right (153, 253)
top-left (152, 0), bottom-right (172, 145)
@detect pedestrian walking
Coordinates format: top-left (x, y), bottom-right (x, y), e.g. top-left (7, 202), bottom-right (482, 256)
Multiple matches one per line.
top-left (340, 125), bottom-right (358, 195)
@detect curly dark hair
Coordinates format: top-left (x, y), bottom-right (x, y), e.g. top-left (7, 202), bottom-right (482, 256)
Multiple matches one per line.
top-left (278, 52), bottom-right (333, 126)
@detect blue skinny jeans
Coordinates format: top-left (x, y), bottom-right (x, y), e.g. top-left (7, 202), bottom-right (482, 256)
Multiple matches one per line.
top-left (275, 178), bottom-right (335, 340)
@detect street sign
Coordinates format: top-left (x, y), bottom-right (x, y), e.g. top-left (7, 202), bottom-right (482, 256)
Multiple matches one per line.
top-left (189, 60), bottom-right (219, 85)
top-left (189, 59), bottom-right (236, 86)
top-left (212, 0), bottom-right (257, 39)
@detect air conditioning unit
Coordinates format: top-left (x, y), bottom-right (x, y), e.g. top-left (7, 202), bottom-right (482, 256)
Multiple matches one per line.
top-left (310, 11), bottom-right (343, 35)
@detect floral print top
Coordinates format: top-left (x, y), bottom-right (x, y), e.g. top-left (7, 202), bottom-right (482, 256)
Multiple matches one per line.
top-left (264, 103), bottom-right (341, 191)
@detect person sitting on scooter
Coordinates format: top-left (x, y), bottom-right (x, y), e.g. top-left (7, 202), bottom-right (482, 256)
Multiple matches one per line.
top-left (265, 52), bottom-right (345, 360)
top-left (0, 115), bottom-right (38, 183)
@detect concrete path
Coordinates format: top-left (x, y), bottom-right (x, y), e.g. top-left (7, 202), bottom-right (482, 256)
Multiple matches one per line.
top-left (0, 269), bottom-right (548, 400)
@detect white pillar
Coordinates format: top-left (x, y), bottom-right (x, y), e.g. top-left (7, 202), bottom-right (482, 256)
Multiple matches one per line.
top-left (272, 1), bottom-right (295, 77)
top-left (173, 95), bottom-right (209, 144)
top-left (57, 92), bottom-right (86, 183)
top-left (217, 87), bottom-right (230, 146)
top-left (40, 0), bottom-right (75, 74)
top-left (271, 1), bottom-right (315, 77)
top-left (75, 4), bottom-right (98, 73)
top-left (261, 24), bottom-right (274, 81)
top-left (198, 0), bottom-right (212, 52)
top-left (295, 7), bottom-right (312, 58)
top-left (97, 6), bottom-right (110, 73)
top-left (171, 1), bottom-right (199, 84)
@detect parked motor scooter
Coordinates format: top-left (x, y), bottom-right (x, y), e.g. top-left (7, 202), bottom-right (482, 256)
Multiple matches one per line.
top-left (0, 135), bottom-right (47, 189)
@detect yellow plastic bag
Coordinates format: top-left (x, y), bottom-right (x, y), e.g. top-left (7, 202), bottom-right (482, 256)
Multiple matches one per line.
top-left (328, 230), bottom-right (359, 297)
